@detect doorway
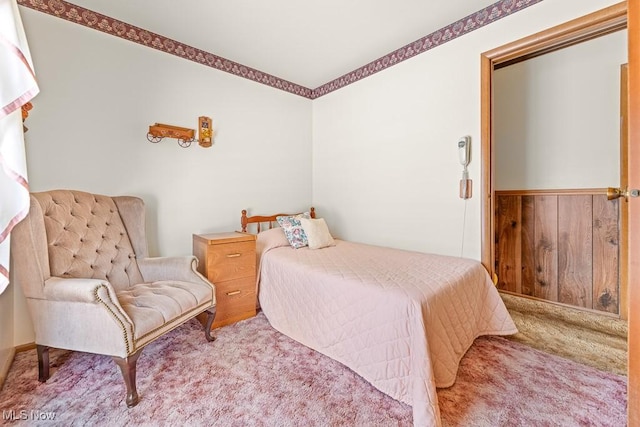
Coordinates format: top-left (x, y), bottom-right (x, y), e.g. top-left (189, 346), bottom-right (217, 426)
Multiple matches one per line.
top-left (481, 1), bottom-right (639, 423)
top-left (491, 32), bottom-right (627, 316)
top-left (480, 3), bottom-right (628, 315)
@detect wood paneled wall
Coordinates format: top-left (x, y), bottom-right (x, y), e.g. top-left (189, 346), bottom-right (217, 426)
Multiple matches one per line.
top-left (495, 190), bottom-right (620, 314)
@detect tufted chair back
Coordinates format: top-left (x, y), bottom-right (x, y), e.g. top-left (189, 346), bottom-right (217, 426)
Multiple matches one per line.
top-left (32, 190), bottom-right (144, 291)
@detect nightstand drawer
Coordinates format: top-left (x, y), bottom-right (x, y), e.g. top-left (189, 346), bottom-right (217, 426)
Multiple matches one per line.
top-left (213, 277), bottom-right (257, 328)
top-left (206, 241), bottom-right (255, 282)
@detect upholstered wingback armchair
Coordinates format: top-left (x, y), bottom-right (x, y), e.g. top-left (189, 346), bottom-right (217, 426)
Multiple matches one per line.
top-left (10, 190), bottom-right (216, 407)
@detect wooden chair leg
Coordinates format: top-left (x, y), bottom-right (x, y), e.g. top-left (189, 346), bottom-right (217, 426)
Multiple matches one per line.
top-left (36, 345), bottom-right (49, 382)
top-left (204, 308), bottom-right (217, 342)
top-left (112, 349), bottom-right (143, 408)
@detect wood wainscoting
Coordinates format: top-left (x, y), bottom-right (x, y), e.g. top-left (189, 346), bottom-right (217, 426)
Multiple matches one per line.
top-left (495, 189), bottom-right (620, 315)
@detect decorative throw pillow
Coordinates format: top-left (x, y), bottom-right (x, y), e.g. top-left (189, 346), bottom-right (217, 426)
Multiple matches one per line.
top-left (276, 212), bottom-right (310, 249)
top-left (299, 217), bottom-right (335, 250)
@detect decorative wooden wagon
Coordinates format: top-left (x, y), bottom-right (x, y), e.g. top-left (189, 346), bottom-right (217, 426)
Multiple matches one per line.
top-left (147, 123), bottom-right (196, 148)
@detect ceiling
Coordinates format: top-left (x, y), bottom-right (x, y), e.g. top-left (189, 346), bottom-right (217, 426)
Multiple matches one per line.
top-left (66, 0), bottom-right (497, 89)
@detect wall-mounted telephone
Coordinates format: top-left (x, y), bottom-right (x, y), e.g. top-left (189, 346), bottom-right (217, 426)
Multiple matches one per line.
top-left (458, 136), bottom-right (472, 199)
top-left (458, 136), bottom-right (471, 168)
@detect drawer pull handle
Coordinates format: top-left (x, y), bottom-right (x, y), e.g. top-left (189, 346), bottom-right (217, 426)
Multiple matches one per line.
top-left (226, 290), bottom-right (242, 296)
top-left (226, 253), bottom-right (241, 258)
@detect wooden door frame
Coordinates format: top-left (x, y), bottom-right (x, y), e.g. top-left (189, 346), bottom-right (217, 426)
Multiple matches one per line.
top-left (481, 1), bottom-right (638, 423)
top-left (480, 1), bottom-right (627, 276)
top-left (621, 63), bottom-right (629, 320)
top-left (627, 0), bottom-right (639, 423)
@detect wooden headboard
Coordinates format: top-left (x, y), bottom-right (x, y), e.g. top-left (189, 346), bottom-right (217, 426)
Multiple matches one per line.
top-left (241, 207), bottom-right (316, 233)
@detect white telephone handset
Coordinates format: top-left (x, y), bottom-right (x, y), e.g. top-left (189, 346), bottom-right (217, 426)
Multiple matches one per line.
top-left (458, 136), bottom-right (471, 168)
top-left (458, 136), bottom-right (472, 199)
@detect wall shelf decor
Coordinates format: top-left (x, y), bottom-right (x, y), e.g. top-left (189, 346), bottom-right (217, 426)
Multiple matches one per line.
top-left (198, 116), bottom-right (213, 147)
top-left (147, 119), bottom-right (213, 148)
top-left (147, 123), bottom-right (196, 148)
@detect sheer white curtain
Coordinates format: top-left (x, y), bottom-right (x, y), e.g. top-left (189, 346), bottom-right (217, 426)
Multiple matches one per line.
top-left (0, 0), bottom-right (39, 294)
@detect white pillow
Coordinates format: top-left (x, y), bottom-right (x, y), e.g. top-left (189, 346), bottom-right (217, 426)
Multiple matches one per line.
top-left (299, 217), bottom-right (335, 249)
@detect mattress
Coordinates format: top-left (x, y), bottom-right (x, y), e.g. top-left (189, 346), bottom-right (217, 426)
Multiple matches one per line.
top-left (256, 230), bottom-right (517, 427)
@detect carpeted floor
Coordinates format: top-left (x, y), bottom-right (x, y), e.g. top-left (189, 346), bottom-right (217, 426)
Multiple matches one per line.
top-left (0, 313), bottom-right (627, 426)
top-left (500, 292), bottom-right (628, 376)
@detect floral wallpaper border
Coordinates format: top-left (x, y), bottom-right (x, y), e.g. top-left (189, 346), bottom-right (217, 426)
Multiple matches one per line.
top-left (17, 0), bottom-right (543, 99)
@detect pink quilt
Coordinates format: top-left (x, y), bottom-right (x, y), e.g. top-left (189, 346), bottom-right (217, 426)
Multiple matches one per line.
top-left (256, 230), bottom-right (517, 427)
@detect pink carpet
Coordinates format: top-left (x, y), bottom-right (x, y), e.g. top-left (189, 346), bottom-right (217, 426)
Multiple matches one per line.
top-left (0, 312), bottom-right (626, 426)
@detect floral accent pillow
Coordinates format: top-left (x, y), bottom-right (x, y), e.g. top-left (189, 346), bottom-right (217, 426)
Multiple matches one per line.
top-left (276, 212), bottom-right (311, 249)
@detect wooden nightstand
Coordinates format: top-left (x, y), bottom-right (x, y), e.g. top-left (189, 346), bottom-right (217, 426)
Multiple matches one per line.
top-left (193, 232), bottom-right (257, 329)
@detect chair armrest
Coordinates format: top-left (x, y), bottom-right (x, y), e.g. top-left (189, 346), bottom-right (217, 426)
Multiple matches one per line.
top-left (44, 277), bottom-right (134, 344)
top-left (44, 277), bottom-right (114, 303)
top-left (43, 277), bottom-right (134, 326)
top-left (137, 256), bottom-right (212, 286)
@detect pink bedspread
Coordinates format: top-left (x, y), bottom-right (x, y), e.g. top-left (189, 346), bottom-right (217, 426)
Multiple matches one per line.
top-left (256, 232), bottom-right (517, 427)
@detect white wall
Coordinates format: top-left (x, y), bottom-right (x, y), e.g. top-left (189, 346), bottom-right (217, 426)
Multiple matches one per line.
top-left (10, 8), bottom-right (312, 345)
top-left (311, 0), bottom-right (621, 259)
top-left (21, 9), bottom-right (312, 255)
top-left (494, 30), bottom-right (627, 190)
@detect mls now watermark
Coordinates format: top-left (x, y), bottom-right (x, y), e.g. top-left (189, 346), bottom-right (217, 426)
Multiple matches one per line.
top-left (2, 410), bottom-right (56, 421)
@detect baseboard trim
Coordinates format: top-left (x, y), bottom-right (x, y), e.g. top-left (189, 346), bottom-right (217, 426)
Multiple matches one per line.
top-left (0, 347), bottom-right (16, 390)
top-left (15, 342), bottom-right (36, 353)
top-left (499, 290), bottom-right (621, 319)
top-left (500, 292), bottom-right (628, 339)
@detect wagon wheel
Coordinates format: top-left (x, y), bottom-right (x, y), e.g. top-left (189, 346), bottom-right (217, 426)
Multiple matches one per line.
top-left (178, 138), bottom-right (193, 148)
top-left (147, 133), bottom-right (163, 143)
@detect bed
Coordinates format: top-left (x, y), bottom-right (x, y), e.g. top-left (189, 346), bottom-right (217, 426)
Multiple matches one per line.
top-left (241, 209), bottom-right (517, 427)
